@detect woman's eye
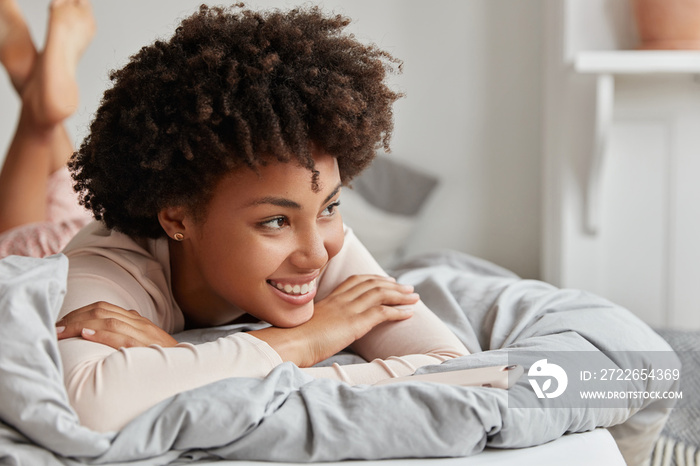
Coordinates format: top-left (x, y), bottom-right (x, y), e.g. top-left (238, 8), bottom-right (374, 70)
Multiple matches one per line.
top-left (260, 217), bottom-right (289, 230)
top-left (321, 200), bottom-right (341, 217)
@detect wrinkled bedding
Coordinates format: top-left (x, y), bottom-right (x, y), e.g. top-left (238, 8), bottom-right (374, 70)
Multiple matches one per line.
top-left (0, 251), bottom-right (680, 465)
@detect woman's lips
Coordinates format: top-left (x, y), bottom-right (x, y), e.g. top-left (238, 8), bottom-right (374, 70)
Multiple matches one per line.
top-left (267, 278), bottom-right (317, 305)
top-left (268, 279), bottom-right (316, 295)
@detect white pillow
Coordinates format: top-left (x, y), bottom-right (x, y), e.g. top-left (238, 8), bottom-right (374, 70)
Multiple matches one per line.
top-left (340, 188), bottom-right (416, 268)
top-left (340, 155), bottom-right (439, 268)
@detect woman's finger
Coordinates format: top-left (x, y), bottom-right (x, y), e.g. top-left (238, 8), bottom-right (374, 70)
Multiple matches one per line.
top-left (57, 316), bottom-right (139, 340)
top-left (57, 316), bottom-right (177, 348)
top-left (331, 277), bottom-right (416, 303)
top-left (370, 304), bottom-right (414, 322)
top-left (334, 283), bottom-right (419, 312)
top-left (56, 324), bottom-right (80, 340)
top-left (54, 300), bottom-right (177, 348)
top-left (328, 274), bottom-right (396, 295)
top-left (57, 301), bottom-right (141, 325)
top-left (79, 327), bottom-right (146, 349)
top-left (337, 303), bottom-right (414, 344)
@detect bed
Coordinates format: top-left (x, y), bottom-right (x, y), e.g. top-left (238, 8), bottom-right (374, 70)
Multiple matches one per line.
top-left (0, 156), bottom-right (679, 466)
top-left (181, 429), bottom-right (624, 465)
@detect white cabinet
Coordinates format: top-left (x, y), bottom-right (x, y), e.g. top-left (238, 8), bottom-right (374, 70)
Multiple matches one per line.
top-left (543, 1), bottom-right (700, 329)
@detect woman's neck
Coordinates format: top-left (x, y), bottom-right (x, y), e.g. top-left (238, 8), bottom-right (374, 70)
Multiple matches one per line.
top-left (168, 238), bottom-right (246, 329)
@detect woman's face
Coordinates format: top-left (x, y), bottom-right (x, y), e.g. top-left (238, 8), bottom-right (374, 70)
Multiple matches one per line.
top-left (175, 151), bottom-right (345, 328)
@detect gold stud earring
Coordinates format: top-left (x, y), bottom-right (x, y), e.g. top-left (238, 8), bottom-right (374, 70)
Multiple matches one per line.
top-left (173, 232), bottom-right (185, 241)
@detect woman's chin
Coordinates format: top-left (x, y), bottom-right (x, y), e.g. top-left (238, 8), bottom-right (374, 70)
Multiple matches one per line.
top-left (269, 304), bottom-right (314, 328)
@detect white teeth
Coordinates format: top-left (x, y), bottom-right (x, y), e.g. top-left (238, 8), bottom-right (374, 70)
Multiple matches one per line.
top-left (271, 279), bottom-right (316, 296)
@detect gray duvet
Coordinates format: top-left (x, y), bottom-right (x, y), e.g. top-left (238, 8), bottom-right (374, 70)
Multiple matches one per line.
top-left (0, 251), bottom-right (679, 465)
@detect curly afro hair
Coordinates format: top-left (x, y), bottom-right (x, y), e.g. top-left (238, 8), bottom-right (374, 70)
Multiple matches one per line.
top-left (70, 3), bottom-right (403, 238)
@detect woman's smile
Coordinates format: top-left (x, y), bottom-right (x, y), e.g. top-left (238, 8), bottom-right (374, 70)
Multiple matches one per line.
top-left (267, 277), bottom-right (318, 296)
top-left (168, 150), bottom-right (345, 329)
top-left (267, 277), bottom-right (318, 305)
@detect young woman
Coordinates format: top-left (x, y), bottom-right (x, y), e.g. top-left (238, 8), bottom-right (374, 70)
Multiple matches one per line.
top-left (33, 3), bottom-right (469, 433)
top-left (0, 0), bottom-right (94, 259)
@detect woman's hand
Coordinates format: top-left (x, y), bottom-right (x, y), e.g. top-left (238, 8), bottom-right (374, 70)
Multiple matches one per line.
top-left (250, 275), bottom-right (419, 367)
top-left (55, 301), bottom-right (178, 349)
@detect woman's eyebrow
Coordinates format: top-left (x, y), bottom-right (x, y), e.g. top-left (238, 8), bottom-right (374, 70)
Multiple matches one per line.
top-left (247, 197), bottom-right (301, 209)
top-left (323, 183), bottom-right (342, 205)
top-left (247, 183), bottom-right (342, 209)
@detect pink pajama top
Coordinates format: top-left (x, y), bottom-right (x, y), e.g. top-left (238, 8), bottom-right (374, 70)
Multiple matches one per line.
top-left (58, 221), bottom-right (469, 432)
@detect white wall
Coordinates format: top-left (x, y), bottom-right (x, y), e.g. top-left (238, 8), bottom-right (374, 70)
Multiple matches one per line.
top-left (0, 0), bottom-right (544, 279)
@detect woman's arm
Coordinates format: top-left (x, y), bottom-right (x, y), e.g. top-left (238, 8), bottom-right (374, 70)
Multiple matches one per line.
top-left (59, 328), bottom-right (281, 432)
top-left (301, 227), bottom-right (469, 384)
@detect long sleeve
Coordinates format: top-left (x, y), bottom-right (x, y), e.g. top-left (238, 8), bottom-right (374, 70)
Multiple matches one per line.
top-left (59, 334), bottom-right (282, 433)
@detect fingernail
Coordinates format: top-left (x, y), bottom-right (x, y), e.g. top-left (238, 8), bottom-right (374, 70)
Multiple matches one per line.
top-left (55, 326), bottom-right (65, 334)
top-left (400, 284), bottom-right (414, 292)
top-left (82, 328), bottom-right (95, 336)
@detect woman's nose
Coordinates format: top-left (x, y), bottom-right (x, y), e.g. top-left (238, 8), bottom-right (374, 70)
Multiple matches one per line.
top-left (290, 226), bottom-right (328, 270)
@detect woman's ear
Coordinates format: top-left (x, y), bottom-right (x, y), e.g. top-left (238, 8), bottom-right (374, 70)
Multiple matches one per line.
top-left (158, 206), bottom-right (188, 241)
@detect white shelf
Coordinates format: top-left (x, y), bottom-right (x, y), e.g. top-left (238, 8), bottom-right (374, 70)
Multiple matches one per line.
top-left (573, 50), bottom-right (700, 235)
top-left (575, 50), bottom-right (700, 74)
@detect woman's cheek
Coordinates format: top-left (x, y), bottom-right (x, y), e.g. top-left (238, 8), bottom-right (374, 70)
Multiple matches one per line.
top-left (324, 220), bottom-right (345, 261)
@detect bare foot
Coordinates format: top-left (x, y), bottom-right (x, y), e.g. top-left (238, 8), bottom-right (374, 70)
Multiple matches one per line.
top-left (22, 0), bottom-right (95, 126)
top-left (0, 0), bottom-right (37, 93)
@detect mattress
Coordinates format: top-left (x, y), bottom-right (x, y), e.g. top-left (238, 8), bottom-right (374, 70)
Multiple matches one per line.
top-left (202, 429), bottom-right (624, 466)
